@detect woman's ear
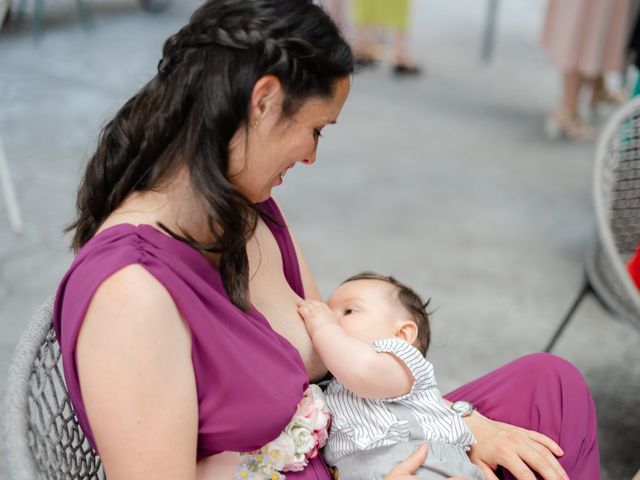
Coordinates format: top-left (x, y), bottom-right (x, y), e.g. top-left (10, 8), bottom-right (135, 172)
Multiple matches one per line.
top-left (394, 321), bottom-right (418, 345)
top-left (249, 75), bottom-right (283, 127)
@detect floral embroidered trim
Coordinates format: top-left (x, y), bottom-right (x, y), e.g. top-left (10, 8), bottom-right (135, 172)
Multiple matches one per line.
top-left (236, 385), bottom-right (331, 480)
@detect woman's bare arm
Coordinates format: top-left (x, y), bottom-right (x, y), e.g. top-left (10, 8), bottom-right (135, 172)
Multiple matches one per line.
top-left (77, 265), bottom-right (199, 479)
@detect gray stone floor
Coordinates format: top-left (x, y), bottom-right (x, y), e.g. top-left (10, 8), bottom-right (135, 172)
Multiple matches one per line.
top-left (1, 0), bottom-right (639, 478)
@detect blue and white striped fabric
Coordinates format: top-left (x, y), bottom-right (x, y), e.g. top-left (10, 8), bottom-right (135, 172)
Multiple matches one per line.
top-left (323, 338), bottom-right (475, 465)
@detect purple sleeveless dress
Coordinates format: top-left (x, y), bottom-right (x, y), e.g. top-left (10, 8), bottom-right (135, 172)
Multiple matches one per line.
top-left (53, 198), bottom-right (332, 479)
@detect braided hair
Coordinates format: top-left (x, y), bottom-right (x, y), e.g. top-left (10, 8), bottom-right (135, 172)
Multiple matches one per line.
top-left (68, 0), bottom-right (353, 310)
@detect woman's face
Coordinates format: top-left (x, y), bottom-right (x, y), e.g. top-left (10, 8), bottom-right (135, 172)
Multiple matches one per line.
top-left (228, 76), bottom-right (351, 202)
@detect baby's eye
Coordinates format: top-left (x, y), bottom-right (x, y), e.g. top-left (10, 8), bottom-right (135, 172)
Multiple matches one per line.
top-left (344, 308), bottom-right (355, 315)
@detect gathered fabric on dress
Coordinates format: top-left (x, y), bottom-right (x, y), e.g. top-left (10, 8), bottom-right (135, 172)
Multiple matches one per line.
top-left (53, 198), bottom-right (331, 479)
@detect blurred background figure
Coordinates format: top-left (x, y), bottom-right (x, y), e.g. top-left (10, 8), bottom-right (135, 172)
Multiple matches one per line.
top-left (627, 1), bottom-right (640, 96)
top-left (352, 0), bottom-right (421, 75)
top-left (1, 0), bottom-right (9, 28)
top-left (541, 0), bottom-right (631, 141)
top-left (322, 0), bottom-right (350, 36)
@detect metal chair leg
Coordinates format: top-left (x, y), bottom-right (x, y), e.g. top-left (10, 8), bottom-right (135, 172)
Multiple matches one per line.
top-left (29, 0), bottom-right (92, 41)
top-left (544, 280), bottom-right (591, 352)
top-left (75, 0), bottom-right (93, 30)
top-left (480, 0), bottom-right (500, 63)
top-left (32, 0), bottom-right (44, 41)
top-left (0, 136), bottom-right (24, 234)
top-left (15, 0), bottom-right (28, 23)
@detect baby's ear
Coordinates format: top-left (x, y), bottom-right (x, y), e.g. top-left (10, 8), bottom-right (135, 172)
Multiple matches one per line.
top-left (395, 321), bottom-right (418, 345)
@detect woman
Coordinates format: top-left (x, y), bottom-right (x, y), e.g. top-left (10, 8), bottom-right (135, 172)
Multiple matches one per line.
top-left (351, 0), bottom-right (421, 75)
top-left (53, 0), bottom-right (598, 478)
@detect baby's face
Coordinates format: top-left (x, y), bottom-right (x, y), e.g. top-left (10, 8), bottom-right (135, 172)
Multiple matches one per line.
top-left (327, 279), bottom-right (407, 344)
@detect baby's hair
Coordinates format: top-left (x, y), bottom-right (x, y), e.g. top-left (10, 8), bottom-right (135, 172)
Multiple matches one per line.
top-left (341, 271), bottom-right (431, 356)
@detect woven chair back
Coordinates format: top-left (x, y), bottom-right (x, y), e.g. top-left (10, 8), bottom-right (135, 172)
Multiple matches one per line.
top-left (5, 297), bottom-right (105, 479)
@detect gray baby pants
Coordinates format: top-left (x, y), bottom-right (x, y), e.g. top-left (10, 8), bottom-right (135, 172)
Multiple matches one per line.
top-left (329, 403), bottom-right (484, 480)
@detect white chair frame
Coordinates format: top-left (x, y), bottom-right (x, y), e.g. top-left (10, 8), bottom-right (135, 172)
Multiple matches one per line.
top-left (0, 134), bottom-right (24, 234)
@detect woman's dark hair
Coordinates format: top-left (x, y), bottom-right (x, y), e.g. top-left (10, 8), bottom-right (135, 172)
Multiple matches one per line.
top-left (67, 0), bottom-right (353, 310)
top-left (342, 272), bottom-right (432, 356)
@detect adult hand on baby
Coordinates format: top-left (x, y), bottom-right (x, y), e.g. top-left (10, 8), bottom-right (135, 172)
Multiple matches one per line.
top-left (383, 444), bottom-right (467, 480)
top-left (464, 412), bottom-right (569, 480)
top-left (296, 299), bottom-right (339, 337)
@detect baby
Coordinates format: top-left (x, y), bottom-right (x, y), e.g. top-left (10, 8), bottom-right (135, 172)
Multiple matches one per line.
top-left (297, 272), bottom-right (483, 480)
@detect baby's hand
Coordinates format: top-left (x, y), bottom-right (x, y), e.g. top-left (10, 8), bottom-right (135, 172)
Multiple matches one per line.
top-left (297, 299), bottom-right (339, 337)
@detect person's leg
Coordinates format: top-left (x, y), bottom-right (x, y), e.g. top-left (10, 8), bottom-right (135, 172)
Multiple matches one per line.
top-left (560, 71), bottom-right (583, 118)
top-left (444, 353), bottom-right (600, 480)
top-left (392, 31), bottom-right (418, 70)
top-left (590, 75), bottom-right (626, 109)
top-left (351, 0), bottom-right (379, 65)
top-left (352, 25), bottom-right (379, 66)
top-left (323, 0), bottom-right (350, 37)
top-left (381, 0), bottom-right (420, 74)
top-left (546, 72), bottom-right (594, 141)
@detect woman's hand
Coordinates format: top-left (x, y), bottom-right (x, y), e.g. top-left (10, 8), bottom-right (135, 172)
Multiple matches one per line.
top-left (383, 445), bottom-right (467, 480)
top-left (464, 412), bottom-right (569, 480)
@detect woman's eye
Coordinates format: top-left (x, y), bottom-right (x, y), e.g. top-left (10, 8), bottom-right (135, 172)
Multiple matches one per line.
top-left (313, 128), bottom-right (323, 138)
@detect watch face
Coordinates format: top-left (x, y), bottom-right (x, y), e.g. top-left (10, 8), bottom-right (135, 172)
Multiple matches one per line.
top-left (452, 400), bottom-right (474, 416)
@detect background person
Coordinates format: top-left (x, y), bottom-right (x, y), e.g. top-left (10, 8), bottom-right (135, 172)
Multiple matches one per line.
top-left (541, 0), bottom-right (631, 140)
top-left (351, 0), bottom-right (421, 75)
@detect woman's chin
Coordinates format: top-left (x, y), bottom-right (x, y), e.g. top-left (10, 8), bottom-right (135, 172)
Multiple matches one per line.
top-left (252, 189), bottom-right (273, 204)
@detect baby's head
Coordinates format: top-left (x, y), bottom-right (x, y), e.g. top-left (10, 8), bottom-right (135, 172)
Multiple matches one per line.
top-left (327, 272), bottom-right (431, 355)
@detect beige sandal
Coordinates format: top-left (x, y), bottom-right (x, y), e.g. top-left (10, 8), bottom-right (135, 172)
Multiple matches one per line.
top-left (590, 86), bottom-right (627, 111)
top-left (544, 110), bottom-right (595, 142)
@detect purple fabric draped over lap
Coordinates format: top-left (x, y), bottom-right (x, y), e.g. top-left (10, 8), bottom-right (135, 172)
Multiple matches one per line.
top-left (53, 198), bottom-right (332, 479)
top-left (445, 353), bottom-right (601, 480)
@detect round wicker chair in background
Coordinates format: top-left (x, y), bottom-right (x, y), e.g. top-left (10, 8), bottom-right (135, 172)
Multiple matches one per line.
top-left (545, 95), bottom-right (640, 351)
top-left (4, 295), bottom-right (105, 480)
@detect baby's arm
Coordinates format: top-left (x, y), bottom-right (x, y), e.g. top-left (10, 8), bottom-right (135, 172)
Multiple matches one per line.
top-left (297, 300), bottom-right (413, 399)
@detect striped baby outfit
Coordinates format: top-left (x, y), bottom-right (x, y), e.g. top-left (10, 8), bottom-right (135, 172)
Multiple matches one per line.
top-left (323, 338), bottom-right (475, 467)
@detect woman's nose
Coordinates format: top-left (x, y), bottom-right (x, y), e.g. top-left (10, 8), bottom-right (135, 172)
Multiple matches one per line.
top-left (301, 151), bottom-right (317, 165)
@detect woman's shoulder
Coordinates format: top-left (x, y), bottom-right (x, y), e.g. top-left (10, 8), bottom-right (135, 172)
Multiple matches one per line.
top-left (61, 223), bottom-right (215, 296)
top-left (89, 263), bottom-right (175, 315)
top-left (54, 223), bottom-right (219, 338)
top-left (80, 263), bottom-right (190, 370)
top-left (58, 225), bottom-right (159, 309)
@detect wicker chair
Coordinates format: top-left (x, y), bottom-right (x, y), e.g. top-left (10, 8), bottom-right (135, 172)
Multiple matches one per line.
top-left (545, 96), bottom-right (640, 351)
top-left (4, 295), bottom-right (105, 479)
